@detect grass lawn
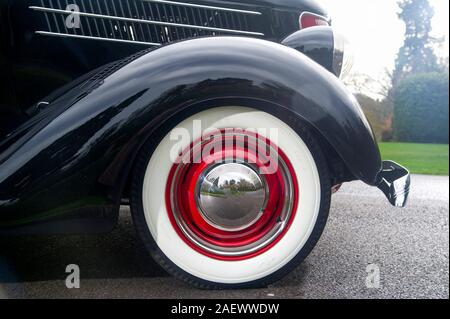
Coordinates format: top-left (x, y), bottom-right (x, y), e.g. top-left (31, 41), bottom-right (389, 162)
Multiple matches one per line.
top-left (378, 142), bottom-right (449, 176)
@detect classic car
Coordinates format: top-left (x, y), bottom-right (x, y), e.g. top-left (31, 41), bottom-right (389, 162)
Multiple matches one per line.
top-left (0, 0), bottom-right (410, 289)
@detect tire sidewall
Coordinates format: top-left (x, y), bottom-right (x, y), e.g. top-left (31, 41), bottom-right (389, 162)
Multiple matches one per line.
top-left (131, 106), bottom-right (331, 289)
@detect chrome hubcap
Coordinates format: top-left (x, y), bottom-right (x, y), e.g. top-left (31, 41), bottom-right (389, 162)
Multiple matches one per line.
top-left (197, 163), bottom-right (267, 231)
top-left (166, 129), bottom-right (299, 260)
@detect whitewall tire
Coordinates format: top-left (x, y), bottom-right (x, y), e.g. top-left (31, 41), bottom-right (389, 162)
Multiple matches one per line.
top-left (131, 106), bottom-right (331, 289)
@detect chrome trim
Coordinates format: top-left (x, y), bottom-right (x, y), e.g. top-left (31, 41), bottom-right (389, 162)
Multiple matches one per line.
top-left (332, 31), bottom-right (345, 77)
top-left (144, 0), bottom-right (262, 15)
top-left (332, 31), bottom-right (354, 79)
top-left (35, 31), bottom-right (161, 46)
top-left (30, 6), bottom-right (265, 36)
top-left (377, 160), bottom-right (411, 207)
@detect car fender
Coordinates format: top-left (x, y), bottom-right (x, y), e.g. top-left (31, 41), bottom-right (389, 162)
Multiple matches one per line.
top-left (0, 36), bottom-right (381, 229)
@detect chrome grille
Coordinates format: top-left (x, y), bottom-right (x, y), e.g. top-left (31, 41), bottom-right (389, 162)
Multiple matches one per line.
top-left (31, 0), bottom-right (265, 46)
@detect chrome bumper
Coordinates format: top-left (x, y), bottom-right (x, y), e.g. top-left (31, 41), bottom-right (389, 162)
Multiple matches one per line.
top-left (377, 161), bottom-right (411, 207)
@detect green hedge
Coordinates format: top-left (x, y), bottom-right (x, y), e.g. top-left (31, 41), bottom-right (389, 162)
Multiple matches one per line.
top-left (394, 72), bottom-right (449, 143)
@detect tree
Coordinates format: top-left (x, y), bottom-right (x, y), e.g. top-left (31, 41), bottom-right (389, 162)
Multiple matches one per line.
top-left (355, 94), bottom-right (393, 141)
top-left (344, 70), bottom-right (395, 103)
top-left (391, 0), bottom-right (441, 90)
top-left (393, 72), bottom-right (449, 143)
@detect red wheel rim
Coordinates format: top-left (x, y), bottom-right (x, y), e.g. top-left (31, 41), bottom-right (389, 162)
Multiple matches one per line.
top-left (165, 129), bottom-right (299, 261)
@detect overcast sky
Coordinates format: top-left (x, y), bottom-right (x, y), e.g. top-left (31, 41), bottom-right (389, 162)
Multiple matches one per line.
top-left (319, 0), bottom-right (449, 95)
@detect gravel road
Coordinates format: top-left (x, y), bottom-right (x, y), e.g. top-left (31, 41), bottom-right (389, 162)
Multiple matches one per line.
top-left (0, 174), bottom-right (448, 299)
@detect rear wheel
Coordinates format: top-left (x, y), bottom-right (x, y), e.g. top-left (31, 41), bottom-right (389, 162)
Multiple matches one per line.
top-left (131, 106), bottom-right (331, 289)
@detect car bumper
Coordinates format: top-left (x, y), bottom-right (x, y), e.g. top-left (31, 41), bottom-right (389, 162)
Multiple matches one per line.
top-left (377, 161), bottom-right (411, 207)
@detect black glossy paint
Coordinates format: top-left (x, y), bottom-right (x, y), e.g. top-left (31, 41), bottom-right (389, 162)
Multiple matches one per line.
top-left (0, 36), bottom-right (381, 231)
top-left (0, 0), bottom-right (327, 119)
top-left (282, 26), bottom-right (335, 75)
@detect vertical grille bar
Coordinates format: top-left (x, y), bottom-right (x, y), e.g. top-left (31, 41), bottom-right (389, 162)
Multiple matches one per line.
top-left (235, 13), bottom-right (242, 31)
top-left (242, 13), bottom-right (249, 32)
top-left (47, 0), bottom-right (61, 33)
top-left (168, 5), bottom-right (179, 41)
top-left (160, 2), bottom-right (171, 41)
top-left (175, 6), bottom-right (185, 38)
top-left (41, 0), bottom-right (53, 33)
top-left (56, 0), bottom-right (69, 35)
top-left (145, 1), bottom-right (161, 43)
top-left (155, 3), bottom-right (167, 42)
top-left (189, 7), bottom-right (198, 37)
top-left (87, 0), bottom-right (102, 38)
top-left (117, 0), bottom-right (129, 40)
top-left (95, 0), bottom-right (108, 38)
top-left (216, 9), bottom-right (224, 32)
top-left (111, 0), bottom-right (124, 39)
top-left (131, 0), bottom-right (146, 42)
top-left (78, 0), bottom-right (93, 36)
top-left (124, 1), bottom-right (137, 41)
top-left (183, 6), bottom-right (193, 38)
top-left (140, 1), bottom-right (157, 43)
top-left (102, 0), bottom-right (116, 39)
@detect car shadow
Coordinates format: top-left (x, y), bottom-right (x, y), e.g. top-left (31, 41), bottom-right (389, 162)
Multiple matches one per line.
top-left (0, 210), bottom-right (169, 283)
top-left (0, 208), bottom-right (311, 296)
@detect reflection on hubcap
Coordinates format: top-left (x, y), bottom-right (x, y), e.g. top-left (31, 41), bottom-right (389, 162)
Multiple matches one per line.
top-left (197, 163), bottom-right (267, 231)
top-left (165, 129), bottom-right (299, 260)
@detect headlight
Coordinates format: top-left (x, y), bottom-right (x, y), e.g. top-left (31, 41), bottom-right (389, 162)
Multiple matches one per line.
top-left (333, 32), bottom-right (354, 79)
top-left (282, 26), bottom-right (354, 79)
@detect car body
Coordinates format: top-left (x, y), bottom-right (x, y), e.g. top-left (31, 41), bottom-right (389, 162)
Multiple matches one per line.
top-left (0, 0), bottom-right (410, 288)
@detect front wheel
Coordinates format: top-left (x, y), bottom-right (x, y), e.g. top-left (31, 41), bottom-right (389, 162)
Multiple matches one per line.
top-left (131, 106), bottom-right (331, 289)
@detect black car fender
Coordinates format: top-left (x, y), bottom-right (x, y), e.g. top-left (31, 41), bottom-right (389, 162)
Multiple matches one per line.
top-left (0, 36), bottom-right (381, 231)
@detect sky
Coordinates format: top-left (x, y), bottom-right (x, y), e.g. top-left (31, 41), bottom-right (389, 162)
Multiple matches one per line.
top-left (319, 0), bottom-right (449, 97)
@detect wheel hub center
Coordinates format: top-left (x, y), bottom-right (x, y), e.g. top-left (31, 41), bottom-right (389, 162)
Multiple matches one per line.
top-left (197, 163), bottom-right (266, 231)
top-left (166, 129), bottom-right (298, 259)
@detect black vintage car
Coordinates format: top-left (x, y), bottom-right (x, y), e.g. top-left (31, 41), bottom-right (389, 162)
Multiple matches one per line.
top-left (0, 0), bottom-right (410, 289)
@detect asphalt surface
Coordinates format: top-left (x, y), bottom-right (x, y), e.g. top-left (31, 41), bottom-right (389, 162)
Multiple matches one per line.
top-left (0, 174), bottom-right (448, 299)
